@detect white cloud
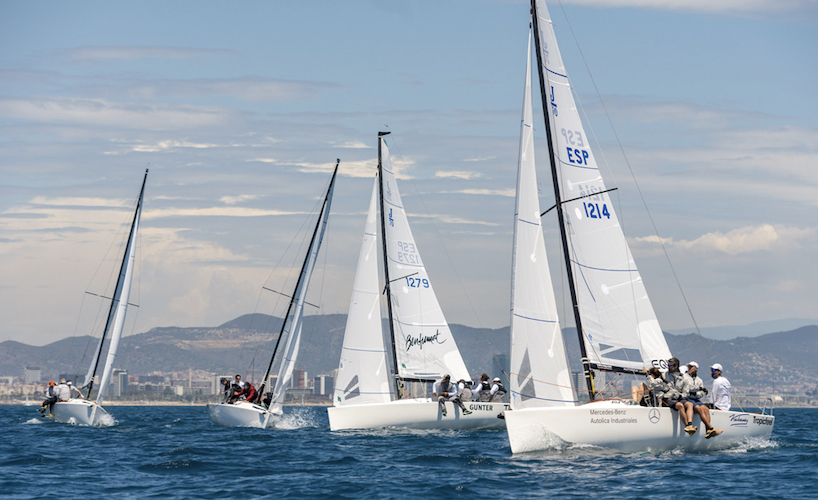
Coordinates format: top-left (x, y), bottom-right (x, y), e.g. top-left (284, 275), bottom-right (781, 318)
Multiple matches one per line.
top-left (0, 97), bottom-right (227, 130)
top-left (445, 188), bottom-right (515, 197)
top-left (435, 170), bottom-right (483, 180)
top-left (28, 196), bottom-right (131, 208)
top-left (636, 224), bottom-right (815, 255)
top-left (220, 195), bottom-right (258, 205)
top-left (331, 141), bottom-right (371, 149)
top-left (58, 46), bottom-right (231, 62)
top-left (143, 207), bottom-right (306, 219)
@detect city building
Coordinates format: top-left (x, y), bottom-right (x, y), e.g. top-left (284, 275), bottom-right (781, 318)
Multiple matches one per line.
top-left (24, 367), bottom-right (41, 384)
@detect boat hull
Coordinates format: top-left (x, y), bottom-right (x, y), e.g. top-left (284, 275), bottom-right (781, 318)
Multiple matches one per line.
top-left (328, 398), bottom-right (508, 431)
top-left (52, 399), bottom-right (110, 426)
top-left (207, 401), bottom-right (281, 428)
top-left (504, 399), bottom-right (775, 453)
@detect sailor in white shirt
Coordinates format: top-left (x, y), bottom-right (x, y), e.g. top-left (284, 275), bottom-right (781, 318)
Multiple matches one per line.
top-left (471, 374), bottom-right (491, 402)
top-left (489, 377), bottom-right (507, 402)
top-left (710, 363), bottom-right (732, 411)
top-left (433, 374), bottom-right (470, 417)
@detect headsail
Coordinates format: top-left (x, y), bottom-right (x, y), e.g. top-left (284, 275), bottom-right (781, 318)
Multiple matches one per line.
top-left (533, 1), bottom-right (671, 373)
top-left (269, 165), bottom-right (337, 411)
top-left (333, 179), bottom-right (392, 406)
top-left (509, 31), bottom-right (575, 410)
top-left (379, 138), bottom-right (469, 382)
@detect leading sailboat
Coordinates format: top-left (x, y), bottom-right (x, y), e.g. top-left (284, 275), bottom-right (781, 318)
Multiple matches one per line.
top-left (503, 1), bottom-right (775, 453)
top-left (328, 133), bottom-right (507, 431)
top-left (207, 162), bottom-right (338, 428)
top-left (52, 169), bottom-right (148, 426)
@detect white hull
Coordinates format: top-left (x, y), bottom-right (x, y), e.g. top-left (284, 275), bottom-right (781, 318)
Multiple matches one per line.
top-left (51, 399), bottom-right (110, 426)
top-left (505, 399), bottom-right (775, 453)
top-left (207, 401), bottom-right (282, 428)
top-left (328, 398), bottom-right (508, 431)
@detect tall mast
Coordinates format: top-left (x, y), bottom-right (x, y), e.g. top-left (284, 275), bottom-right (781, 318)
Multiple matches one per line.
top-left (86, 168), bottom-right (148, 400)
top-left (530, 0), bottom-right (595, 400)
top-left (257, 160), bottom-right (339, 406)
top-left (376, 132), bottom-right (401, 399)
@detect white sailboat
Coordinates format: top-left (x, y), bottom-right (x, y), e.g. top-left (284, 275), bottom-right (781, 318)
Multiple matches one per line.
top-left (51, 169), bottom-right (148, 426)
top-left (504, 1), bottom-right (774, 453)
top-left (328, 133), bottom-right (507, 431)
top-left (207, 162), bottom-right (338, 428)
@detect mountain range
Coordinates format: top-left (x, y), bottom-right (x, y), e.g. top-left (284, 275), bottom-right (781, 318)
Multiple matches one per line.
top-left (2, 313), bottom-right (816, 390)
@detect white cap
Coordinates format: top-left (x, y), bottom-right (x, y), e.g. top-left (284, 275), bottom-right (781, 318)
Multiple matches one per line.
top-left (687, 361), bottom-right (699, 368)
top-left (710, 363), bottom-right (723, 371)
top-left (493, 377), bottom-right (501, 382)
top-left (67, 381), bottom-right (72, 386)
top-left (680, 366), bottom-right (688, 374)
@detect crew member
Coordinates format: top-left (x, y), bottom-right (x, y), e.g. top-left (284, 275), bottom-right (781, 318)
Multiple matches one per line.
top-left (710, 363), bottom-right (732, 411)
top-left (432, 374), bottom-right (458, 417)
top-left (39, 381), bottom-right (58, 417)
top-left (686, 361), bottom-right (722, 439)
top-left (489, 377), bottom-right (507, 403)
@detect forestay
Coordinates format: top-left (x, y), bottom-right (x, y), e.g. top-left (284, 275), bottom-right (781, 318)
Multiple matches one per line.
top-left (534, 2), bottom-right (671, 372)
top-left (334, 179), bottom-right (392, 406)
top-left (270, 173), bottom-right (336, 410)
top-left (380, 140), bottom-right (469, 381)
top-left (510, 32), bottom-right (576, 410)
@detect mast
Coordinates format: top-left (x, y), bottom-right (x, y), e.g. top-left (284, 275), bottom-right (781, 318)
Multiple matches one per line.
top-left (256, 160), bottom-right (340, 407)
top-left (530, 0), bottom-right (595, 400)
top-left (376, 132), bottom-right (401, 399)
top-left (86, 168), bottom-right (148, 401)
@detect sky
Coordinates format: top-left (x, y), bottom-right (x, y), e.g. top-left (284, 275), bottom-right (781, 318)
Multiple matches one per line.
top-left (1, 0), bottom-right (816, 346)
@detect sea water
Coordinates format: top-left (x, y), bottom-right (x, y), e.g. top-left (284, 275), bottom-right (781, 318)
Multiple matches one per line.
top-left (2, 405), bottom-right (815, 499)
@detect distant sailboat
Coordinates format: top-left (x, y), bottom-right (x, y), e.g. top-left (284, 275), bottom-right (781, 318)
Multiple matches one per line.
top-left (503, 1), bottom-right (775, 453)
top-left (207, 162), bottom-right (338, 428)
top-left (51, 169), bottom-right (148, 426)
top-left (327, 134), bottom-right (507, 431)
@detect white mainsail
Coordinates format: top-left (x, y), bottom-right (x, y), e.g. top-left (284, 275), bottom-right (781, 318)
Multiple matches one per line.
top-left (269, 171), bottom-right (336, 411)
top-left (333, 179), bottom-right (392, 406)
top-left (84, 170), bottom-right (146, 404)
top-left (509, 32), bottom-right (575, 410)
top-left (380, 139), bottom-right (469, 381)
top-left (534, 2), bottom-right (671, 372)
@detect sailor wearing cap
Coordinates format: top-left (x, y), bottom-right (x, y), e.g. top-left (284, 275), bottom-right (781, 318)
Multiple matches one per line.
top-left (432, 374), bottom-right (459, 417)
top-left (710, 363), bottom-right (732, 411)
top-left (489, 377), bottom-right (507, 403)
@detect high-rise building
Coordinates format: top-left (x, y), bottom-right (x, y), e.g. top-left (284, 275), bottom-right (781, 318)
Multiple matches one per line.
top-left (313, 375), bottom-right (334, 396)
top-left (113, 369), bottom-right (128, 396)
top-left (24, 367), bottom-right (41, 384)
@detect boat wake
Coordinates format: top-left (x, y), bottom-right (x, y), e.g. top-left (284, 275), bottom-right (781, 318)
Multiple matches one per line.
top-left (273, 408), bottom-right (319, 430)
top-left (94, 413), bottom-right (117, 428)
top-left (22, 417), bottom-right (44, 425)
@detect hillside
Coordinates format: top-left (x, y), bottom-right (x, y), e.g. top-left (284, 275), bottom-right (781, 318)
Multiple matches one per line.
top-left (2, 315), bottom-right (816, 389)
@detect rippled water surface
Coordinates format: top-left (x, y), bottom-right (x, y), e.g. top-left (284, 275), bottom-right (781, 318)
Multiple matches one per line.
top-left (2, 405), bottom-right (815, 499)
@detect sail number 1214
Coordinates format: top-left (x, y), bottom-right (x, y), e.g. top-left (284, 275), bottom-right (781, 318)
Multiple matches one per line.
top-left (583, 202), bottom-right (610, 219)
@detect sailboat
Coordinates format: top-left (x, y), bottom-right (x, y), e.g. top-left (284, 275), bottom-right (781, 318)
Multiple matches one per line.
top-left (51, 169), bottom-right (148, 426)
top-left (327, 133), bottom-right (507, 431)
top-left (503, 0), bottom-right (775, 453)
top-left (207, 162), bottom-right (338, 428)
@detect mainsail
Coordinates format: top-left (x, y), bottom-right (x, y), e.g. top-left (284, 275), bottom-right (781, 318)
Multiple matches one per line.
top-left (333, 179), bottom-right (392, 406)
top-left (509, 32), bottom-right (575, 410)
top-left (533, 1), bottom-right (671, 373)
top-left (269, 165), bottom-right (337, 410)
top-left (85, 169), bottom-right (147, 404)
top-left (379, 138), bottom-right (469, 382)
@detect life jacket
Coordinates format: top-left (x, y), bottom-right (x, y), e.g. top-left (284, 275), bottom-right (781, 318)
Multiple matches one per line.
top-left (491, 383), bottom-right (507, 402)
top-left (479, 381), bottom-right (492, 402)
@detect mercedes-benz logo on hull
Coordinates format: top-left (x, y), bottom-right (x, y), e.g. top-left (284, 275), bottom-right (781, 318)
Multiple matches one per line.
top-left (649, 409), bottom-right (660, 424)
